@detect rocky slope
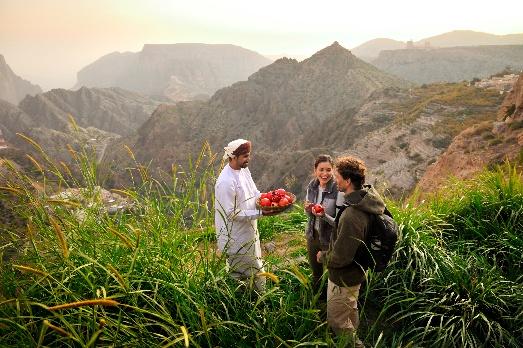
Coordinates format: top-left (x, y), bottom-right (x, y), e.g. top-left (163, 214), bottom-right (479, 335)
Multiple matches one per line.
top-left (372, 45), bottom-right (523, 84)
top-left (102, 43), bottom-right (503, 197)
top-left (316, 83), bottom-right (502, 196)
top-left (417, 74), bottom-right (523, 193)
top-left (18, 87), bottom-right (164, 136)
top-left (74, 44), bottom-right (272, 101)
top-left (0, 55), bottom-right (42, 104)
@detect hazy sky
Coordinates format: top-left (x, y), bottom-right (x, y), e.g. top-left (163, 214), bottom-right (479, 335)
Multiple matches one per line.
top-left (1, 0), bottom-right (522, 91)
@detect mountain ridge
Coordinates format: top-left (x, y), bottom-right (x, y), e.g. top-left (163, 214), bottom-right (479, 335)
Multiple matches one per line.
top-left (352, 30), bottom-right (523, 60)
top-left (18, 87), bottom-right (164, 136)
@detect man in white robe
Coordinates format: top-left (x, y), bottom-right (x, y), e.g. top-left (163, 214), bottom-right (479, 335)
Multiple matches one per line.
top-left (214, 139), bottom-right (269, 292)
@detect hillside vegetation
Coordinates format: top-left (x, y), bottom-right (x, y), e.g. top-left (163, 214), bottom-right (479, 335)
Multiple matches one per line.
top-left (393, 83), bottom-right (502, 136)
top-left (0, 141), bottom-right (521, 347)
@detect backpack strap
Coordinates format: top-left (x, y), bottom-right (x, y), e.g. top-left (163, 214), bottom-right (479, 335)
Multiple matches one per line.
top-left (334, 202), bottom-right (350, 227)
top-left (383, 206), bottom-right (393, 218)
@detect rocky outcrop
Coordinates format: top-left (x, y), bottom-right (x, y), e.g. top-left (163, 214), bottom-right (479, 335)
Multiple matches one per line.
top-left (0, 55), bottom-right (42, 104)
top-left (497, 73), bottom-right (523, 122)
top-left (74, 43), bottom-right (272, 101)
top-left (373, 45), bottom-right (523, 84)
top-left (417, 74), bottom-right (523, 193)
top-left (18, 87), bottom-right (163, 136)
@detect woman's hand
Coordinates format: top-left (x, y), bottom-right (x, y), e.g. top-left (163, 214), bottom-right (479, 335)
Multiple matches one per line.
top-left (311, 204), bottom-right (326, 217)
top-left (304, 200), bottom-right (313, 213)
top-left (316, 251), bottom-right (322, 263)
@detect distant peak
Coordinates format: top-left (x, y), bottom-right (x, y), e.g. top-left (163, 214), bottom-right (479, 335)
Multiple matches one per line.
top-left (326, 41), bottom-right (349, 51)
top-left (309, 41), bottom-right (352, 59)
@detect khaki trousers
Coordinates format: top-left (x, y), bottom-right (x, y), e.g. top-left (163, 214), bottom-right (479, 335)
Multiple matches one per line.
top-left (327, 279), bottom-right (363, 345)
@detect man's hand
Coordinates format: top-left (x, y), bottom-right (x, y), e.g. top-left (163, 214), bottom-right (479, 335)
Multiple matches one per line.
top-left (262, 209), bottom-right (279, 216)
top-left (316, 251), bottom-right (322, 263)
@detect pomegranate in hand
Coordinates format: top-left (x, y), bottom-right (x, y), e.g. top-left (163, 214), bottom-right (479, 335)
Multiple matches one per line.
top-left (312, 204), bottom-right (324, 214)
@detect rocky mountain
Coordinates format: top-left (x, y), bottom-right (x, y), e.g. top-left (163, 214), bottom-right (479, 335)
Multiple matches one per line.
top-left (372, 45), bottom-right (523, 84)
top-left (18, 87), bottom-right (164, 136)
top-left (417, 74), bottom-right (523, 193)
top-left (101, 42), bottom-right (504, 197)
top-left (102, 42), bottom-right (409, 189)
top-left (352, 30), bottom-right (523, 61)
top-left (74, 44), bottom-right (272, 101)
top-left (0, 55), bottom-right (42, 104)
top-left (351, 38), bottom-right (405, 61)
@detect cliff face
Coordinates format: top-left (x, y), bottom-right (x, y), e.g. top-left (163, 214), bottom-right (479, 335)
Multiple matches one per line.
top-left (497, 73), bottom-right (523, 122)
top-left (372, 45), bottom-right (523, 84)
top-left (0, 55), bottom-right (42, 104)
top-left (18, 87), bottom-right (163, 136)
top-left (417, 74), bottom-right (523, 193)
top-left (74, 43), bottom-right (272, 101)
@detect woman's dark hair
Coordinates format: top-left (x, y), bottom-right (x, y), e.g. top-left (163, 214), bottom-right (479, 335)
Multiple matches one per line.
top-left (314, 154), bottom-right (334, 169)
top-left (335, 156), bottom-right (366, 190)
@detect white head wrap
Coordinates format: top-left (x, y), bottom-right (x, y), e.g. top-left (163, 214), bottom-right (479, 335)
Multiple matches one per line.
top-left (223, 138), bottom-right (249, 160)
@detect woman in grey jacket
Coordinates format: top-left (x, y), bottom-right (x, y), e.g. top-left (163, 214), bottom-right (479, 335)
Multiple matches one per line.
top-left (304, 155), bottom-right (345, 296)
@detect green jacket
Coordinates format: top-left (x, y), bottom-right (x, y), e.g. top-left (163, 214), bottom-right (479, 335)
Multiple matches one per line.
top-left (326, 185), bottom-right (385, 287)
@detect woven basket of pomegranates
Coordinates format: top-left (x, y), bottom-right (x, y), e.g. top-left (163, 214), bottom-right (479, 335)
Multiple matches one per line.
top-left (256, 189), bottom-right (296, 213)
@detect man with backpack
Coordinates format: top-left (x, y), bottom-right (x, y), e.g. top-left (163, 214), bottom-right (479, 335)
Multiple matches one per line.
top-left (317, 155), bottom-right (387, 347)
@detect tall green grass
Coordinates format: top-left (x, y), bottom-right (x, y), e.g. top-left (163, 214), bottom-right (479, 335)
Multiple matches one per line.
top-left (364, 163), bottom-right (523, 347)
top-left (0, 138), bottom-right (331, 347)
top-left (1, 133), bottom-right (522, 347)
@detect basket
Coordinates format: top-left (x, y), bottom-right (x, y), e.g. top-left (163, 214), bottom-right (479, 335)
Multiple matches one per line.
top-left (256, 192), bottom-right (296, 214)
